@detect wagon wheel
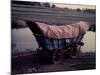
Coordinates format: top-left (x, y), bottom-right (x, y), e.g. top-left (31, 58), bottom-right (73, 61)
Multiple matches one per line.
top-left (74, 42), bottom-right (84, 56)
top-left (70, 44), bottom-right (82, 58)
top-left (52, 49), bottom-right (64, 64)
top-left (76, 45), bottom-right (81, 55)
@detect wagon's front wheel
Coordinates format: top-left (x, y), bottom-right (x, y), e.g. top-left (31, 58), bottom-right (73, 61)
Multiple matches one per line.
top-left (71, 44), bottom-right (82, 58)
top-left (52, 49), bottom-right (64, 64)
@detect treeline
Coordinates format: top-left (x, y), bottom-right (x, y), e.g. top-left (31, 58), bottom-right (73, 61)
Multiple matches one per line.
top-left (76, 8), bottom-right (96, 14)
top-left (12, 1), bottom-right (95, 14)
top-left (12, 1), bottom-right (56, 8)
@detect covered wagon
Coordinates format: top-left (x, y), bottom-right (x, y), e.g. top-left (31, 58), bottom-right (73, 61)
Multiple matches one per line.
top-left (26, 21), bottom-right (89, 63)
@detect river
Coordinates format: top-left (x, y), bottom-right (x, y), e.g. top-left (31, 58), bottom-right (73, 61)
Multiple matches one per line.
top-left (11, 28), bottom-right (96, 53)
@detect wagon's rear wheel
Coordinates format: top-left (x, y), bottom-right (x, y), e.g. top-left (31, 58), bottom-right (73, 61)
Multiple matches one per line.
top-left (52, 49), bottom-right (64, 64)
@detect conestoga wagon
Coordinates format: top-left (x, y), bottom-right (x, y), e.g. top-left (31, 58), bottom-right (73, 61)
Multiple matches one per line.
top-left (26, 21), bottom-right (89, 64)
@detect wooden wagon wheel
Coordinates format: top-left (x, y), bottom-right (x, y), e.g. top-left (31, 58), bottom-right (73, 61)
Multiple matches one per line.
top-left (74, 42), bottom-right (84, 56)
top-left (70, 43), bottom-right (83, 58)
top-left (52, 49), bottom-right (64, 64)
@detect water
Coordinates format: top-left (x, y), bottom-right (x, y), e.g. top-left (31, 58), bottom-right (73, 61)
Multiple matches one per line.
top-left (81, 31), bottom-right (96, 53)
top-left (12, 28), bottom-right (96, 53)
top-left (12, 28), bottom-right (39, 53)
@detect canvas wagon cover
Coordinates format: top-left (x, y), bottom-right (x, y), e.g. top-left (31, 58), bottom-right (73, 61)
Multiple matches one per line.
top-left (36, 21), bottom-right (89, 39)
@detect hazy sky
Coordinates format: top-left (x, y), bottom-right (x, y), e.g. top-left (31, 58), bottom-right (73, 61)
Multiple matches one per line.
top-left (51, 3), bottom-right (96, 9)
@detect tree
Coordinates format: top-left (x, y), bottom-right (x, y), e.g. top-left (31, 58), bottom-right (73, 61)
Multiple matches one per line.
top-left (76, 8), bottom-right (81, 12)
top-left (42, 2), bottom-right (50, 7)
top-left (51, 4), bottom-right (56, 8)
top-left (32, 2), bottom-right (41, 6)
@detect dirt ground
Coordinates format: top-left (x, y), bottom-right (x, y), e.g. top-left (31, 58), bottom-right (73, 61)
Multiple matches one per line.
top-left (11, 52), bottom-right (96, 74)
